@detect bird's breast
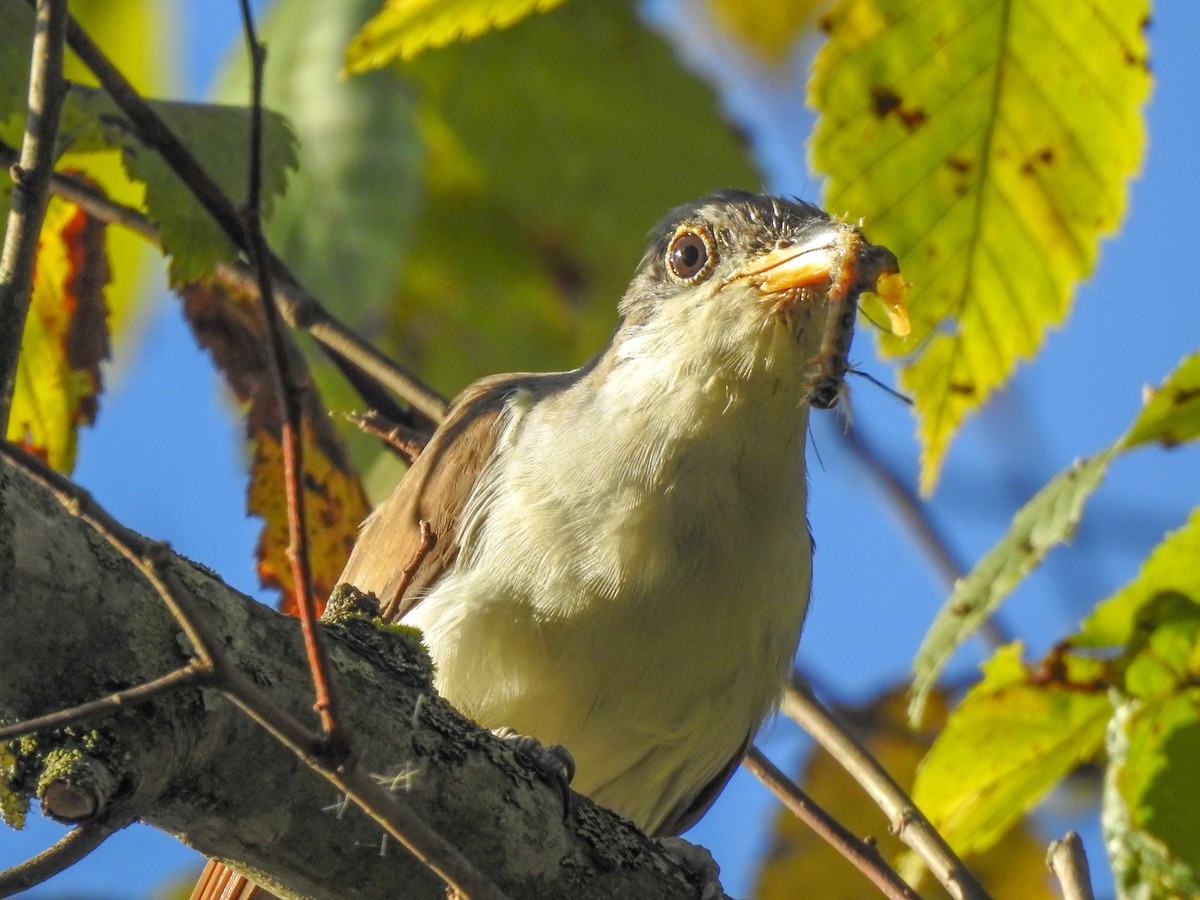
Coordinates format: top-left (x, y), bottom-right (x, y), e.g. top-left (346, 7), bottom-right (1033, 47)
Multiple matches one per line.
top-left (406, 369), bottom-right (814, 831)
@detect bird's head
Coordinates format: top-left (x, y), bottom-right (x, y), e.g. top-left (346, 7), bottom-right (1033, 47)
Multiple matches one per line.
top-left (615, 190), bottom-right (909, 409)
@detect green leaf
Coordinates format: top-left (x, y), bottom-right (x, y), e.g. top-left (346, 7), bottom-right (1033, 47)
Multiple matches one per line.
top-left (2, 73), bottom-right (299, 284)
top-left (912, 350), bottom-right (1200, 719)
top-left (910, 449), bottom-right (1116, 720)
top-left (213, 0), bottom-right (423, 325)
top-left (1105, 609), bottom-right (1200, 898)
top-left (1122, 351), bottom-right (1200, 451)
top-left (912, 644), bottom-right (1109, 858)
top-left (381, 0), bottom-right (759, 402)
top-left (346, 0), bottom-right (570, 72)
top-left (97, 94), bottom-right (298, 284)
top-left (809, 0), bottom-right (1152, 493)
top-left (1076, 507), bottom-right (1200, 649)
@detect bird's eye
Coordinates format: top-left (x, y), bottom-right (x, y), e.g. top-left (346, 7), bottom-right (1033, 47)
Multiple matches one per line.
top-left (667, 227), bottom-right (717, 284)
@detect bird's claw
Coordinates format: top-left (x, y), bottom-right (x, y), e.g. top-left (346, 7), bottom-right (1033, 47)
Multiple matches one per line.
top-left (493, 727), bottom-right (576, 822)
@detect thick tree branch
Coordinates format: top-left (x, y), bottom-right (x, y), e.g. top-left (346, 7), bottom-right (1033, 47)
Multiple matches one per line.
top-left (0, 448), bottom-right (727, 900)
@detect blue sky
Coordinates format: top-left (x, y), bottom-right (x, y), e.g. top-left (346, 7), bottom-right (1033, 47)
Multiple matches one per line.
top-left (4, 2), bottom-right (1199, 898)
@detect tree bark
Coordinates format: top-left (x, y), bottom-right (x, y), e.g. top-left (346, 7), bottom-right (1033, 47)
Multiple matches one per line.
top-left (0, 448), bottom-right (728, 899)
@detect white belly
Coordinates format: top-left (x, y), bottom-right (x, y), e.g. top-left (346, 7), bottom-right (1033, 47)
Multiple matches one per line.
top-left (405, 374), bottom-right (813, 833)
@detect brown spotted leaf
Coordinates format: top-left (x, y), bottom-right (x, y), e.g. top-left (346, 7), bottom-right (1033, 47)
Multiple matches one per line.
top-left (179, 280), bottom-right (369, 614)
top-left (809, 0), bottom-right (1152, 493)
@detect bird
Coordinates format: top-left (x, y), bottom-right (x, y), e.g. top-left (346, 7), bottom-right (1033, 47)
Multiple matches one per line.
top-left (190, 189), bottom-right (908, 899)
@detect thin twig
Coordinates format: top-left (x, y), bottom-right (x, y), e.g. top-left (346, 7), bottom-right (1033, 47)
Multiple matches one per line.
top-left (345, 410), bottom-right (429, 463)
top-left (44, 3), bottom-right (448, 426)
top-left (744, 747), bottom-right (921, 900)
top-left (0, 823), bottom-right (116, 897)
top-left (380, 520), bottom-right (436, 621)
top-left (1047, 833), bottom-right (1094, 900)
top-left (781, 678), bottom-right (990, 900)
top-left (236, 0), bottom-right (347, 750)
top-left (0, 0), bottom-right (70, 429)
top-left (0, 664), bottom-right (208, 742)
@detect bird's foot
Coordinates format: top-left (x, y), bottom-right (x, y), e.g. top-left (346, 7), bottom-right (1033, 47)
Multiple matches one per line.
top-left (493, 727), bottom-right (575, 822)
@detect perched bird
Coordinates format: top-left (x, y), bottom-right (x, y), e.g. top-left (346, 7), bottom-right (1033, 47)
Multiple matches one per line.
top-left (191, 190), bottom-right (907, 899)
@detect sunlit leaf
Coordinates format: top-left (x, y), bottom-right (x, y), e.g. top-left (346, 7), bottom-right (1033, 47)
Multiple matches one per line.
top-left (0, 65), bottom-right (298, 284)
top-left (810, 0), bottom-right (1152, 493)
top-left (2, 0), bottom-right (171, 354)
top-left (1121, 351), bottom-right (1200, 451)
top-left (346, 0), bottom-right (569, 71)
top-left (1105, 606), bottom-right (1200, 898)
top-left (1076, 507), bottom-right (1200, 649)
top-left (6, 197), bottom-right (111, 472)
top-left (912, 644), bottom-right (1109, 859)
top-left (179, 281), bottom-right (370, 612)
top-left (912, 349), bottom-right (1200, 711)
top-left (755, 686), bottom-right (1056, 899)
top-left (705, 0), bottom-right (830, 65)
top-left (911, 449), bottom-right (1116, 720)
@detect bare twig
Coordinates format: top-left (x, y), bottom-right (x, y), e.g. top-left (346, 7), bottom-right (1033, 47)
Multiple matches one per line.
top-left (0, 823), bottom-right (116, 897)
top-left (345, 410), bottom-right (429, 463)
top-left (744, 747), bottom-right (921, 900)
top-left (0, 665), bottom-right (208, 742)
top-left (0, 0), bottom-right (69, 429)
top-left (41, 2), bottom-right (448, 426)
top-left (236, 0), bottom-right (347, 751)
top-left (1047, 833), bottom-right (1094, 900)
top-left (380, 520), bottom-right (437, 621)
top-left (782, 678), bottom-right (990, 900)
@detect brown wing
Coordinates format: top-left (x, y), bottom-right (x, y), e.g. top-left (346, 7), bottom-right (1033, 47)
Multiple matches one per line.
top-left (338, 373), bottom-right (540, 622)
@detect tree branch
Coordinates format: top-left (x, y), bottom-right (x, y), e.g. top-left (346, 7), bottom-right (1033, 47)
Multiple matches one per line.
top-left (0, 823), bottom-right (117, 897)
top-left (1047, 833), bottom-right (1094, 900)
top-left (781, 678), bottom-right (990, 900)
top-left (745, 746), bottom-right (921, 900)
top-left (0, 446), bottom-right (727, 900)
top-left (0, 0), bottom-right (69, 429)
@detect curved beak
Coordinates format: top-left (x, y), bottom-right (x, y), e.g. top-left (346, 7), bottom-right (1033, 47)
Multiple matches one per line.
top-left (732, 229), bottom-right (911, 338)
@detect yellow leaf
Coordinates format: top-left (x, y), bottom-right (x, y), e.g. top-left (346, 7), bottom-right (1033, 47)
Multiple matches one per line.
top-left (1076, 506), bottom-right (1200, 649)
top-left (7, 197), bottom-right (111, 472)
top-left (704, 0), bottom-right (831, 65)
top-left (60, 0), bottom-right (173, 340)
top-left (1122, 350), bottom-right (1200, 451)
top-left (810, 0), bottom-right (1151, 493)
top-left (346, 0), bottom-right (569, 72)
top-left (912, 644), bottom-right (1110, 858)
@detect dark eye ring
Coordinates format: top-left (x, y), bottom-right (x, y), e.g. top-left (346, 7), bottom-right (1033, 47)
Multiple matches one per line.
top-left (666, 227), bottom-right (717, 284)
